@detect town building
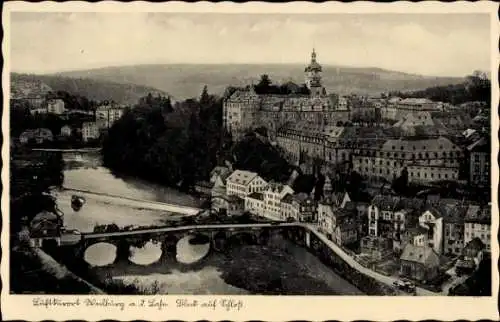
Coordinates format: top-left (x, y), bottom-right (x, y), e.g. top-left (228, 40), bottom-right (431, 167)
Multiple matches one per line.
top-left (418, 207), bottom-right (445, 254)
top-left (47, 98), bottom-right (66, 114)
top-left (82, 122), bottom-right (99, 142)
top-left (401, 226), bottom-right (429, 250)
top-left (21, 95), bottom-right (46, 109)
top-left (20, 128), bottom-right (54, 144)
top-left (456, 237), bottom-right (485, 275)
top-left (60, 125), bottom-right (72, 137)
top-left (244, 192), bottom-right (265, 216)
top-left (399, 244), bottom-right (440, 282)
top-left (353, 137), bottom-right (463, 183)
top-left (294, 192), bottom-right (317, 222)
top-left (223, 50), bottom-right (351, 141)
top-left (96, 103), bottom-right (126, 129)
top-left (29, 211), bottom-right (63, 248)
top-left (29, 106), bottom-right (48, 115)
top-left (226, 196), bottom-right (245, 216)
top-left (278, 193), bottom-right (299, 222)
top-left (467, 137), bottom-right (490, 187)
top-left (317, 196), bottom-right (353, 239)
top-left (211, 175), bottom-right (228, 213)
top-left (335, 219), bottom-right (358, 246)
top-left (317, 199), bottom-right (336, 237)
top-left (464, 204), bottom-right (491, 252)
top-left (263, 182), bottom-right (294, 220)
top-left (367, 195), bottom-right (424, 239)
top-left (360, 235), bottom-right (392, 260)
top-left (443, 205), bottom-right (467, 256)
top-left (226, 170), bottom-right (268, 199)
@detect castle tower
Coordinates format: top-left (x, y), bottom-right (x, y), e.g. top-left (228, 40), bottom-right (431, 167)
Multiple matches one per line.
top-left (304, 48), bottom-right (325, 97)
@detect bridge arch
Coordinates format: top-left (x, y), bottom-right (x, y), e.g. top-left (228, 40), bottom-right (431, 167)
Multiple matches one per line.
top-left (227, 231), bottom-right (258, 246)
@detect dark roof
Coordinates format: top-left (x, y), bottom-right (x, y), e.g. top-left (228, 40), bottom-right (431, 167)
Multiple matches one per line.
top-left (337, 221), bottom-right (357, 232)
top-left (371, 195), bottom-right (400, 211)
top-left (247, 192), bottom-right (264, 201)
top-left (281, 193), bottom-right (295, 204)
top-left (400, 244), bottom-right (440, 267)
top-left (266, 181), bottom-right (292, 194)
top-left (443, 205), bottom-right (467, 224)
top-left (464, 237), bottom-right (485, 253)
top-left (465, 204), bottom-right (491, 224)
top-left (467, 137), bottom-right (489, 153)
top-left (405, 226), bottom-right (429, 236)
top-left (371, 195), bottom-right (424, 212)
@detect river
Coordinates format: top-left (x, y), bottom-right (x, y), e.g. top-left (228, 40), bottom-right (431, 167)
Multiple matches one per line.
top-left (57, 152), bottom-right (362, 295)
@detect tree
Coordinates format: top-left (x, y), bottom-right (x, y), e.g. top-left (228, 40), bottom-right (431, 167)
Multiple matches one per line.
top-left (257, 74), bottom-right (272, 88)
top-left (200, 85), bottom-right (210, 105)
top-left (392, 167), bottom-right (409, 196)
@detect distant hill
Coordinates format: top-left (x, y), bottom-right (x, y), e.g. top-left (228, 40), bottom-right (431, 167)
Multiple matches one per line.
top-left (11, 73), bottom-right (169, 105)
top-left (53, 64), bottom-right (465, 100)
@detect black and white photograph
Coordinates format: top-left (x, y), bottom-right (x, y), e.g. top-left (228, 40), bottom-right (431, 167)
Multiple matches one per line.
top-left (2, 2), bottom-right (499, 320)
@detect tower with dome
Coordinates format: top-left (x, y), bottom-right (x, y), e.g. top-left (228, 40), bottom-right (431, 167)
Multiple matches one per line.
top-left (304, 48), bottom-right (327, 97)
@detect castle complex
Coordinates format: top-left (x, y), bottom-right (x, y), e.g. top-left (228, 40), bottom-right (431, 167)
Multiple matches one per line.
top-left (223, 49), bottom-right (350, 141)
top-left (223, 50), bottom-right (474, 184)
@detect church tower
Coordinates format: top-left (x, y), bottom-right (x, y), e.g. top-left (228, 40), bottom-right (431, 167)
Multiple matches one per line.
top-left (304, 48), bottom-right (325, 97)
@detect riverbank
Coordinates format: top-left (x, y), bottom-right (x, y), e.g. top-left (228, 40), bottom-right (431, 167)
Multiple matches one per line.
top-left (10, 233), bottom-right (105, 294)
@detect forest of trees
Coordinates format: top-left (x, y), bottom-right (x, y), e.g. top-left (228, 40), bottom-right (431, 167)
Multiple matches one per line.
top-left (390, 71), bottom-right (491, 105)
top-left (223, 74), bottom-right (311, 98)
top-left (10, 147), bottom-right (64, 234)
top-left (102, 88), bottom-right (231, 192)
top-left (102, 86), bottom-right (300, 192)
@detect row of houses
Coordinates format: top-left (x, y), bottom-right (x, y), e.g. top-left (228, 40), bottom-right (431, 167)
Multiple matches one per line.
top-left (207, 166), bottom-right (491, 283)
top-left (18, 121), bottom-right (103, 144)
top-left (366, 195), bottom-right (491, 255)
top-left (277, 122), bottom-right (490, 187)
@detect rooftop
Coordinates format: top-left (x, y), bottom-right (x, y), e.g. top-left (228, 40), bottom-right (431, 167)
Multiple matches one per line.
top-left (227, 170), bottom-right (260, 186)
top-left (400, 244), bottom-right (440, 267)
top-left (247, 192), bottom-right (264, 201)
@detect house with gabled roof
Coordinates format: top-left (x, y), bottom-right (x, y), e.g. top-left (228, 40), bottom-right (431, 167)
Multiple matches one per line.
top-left (399, 244), bottom-right (440, 282)
top-left (456, 237), bottom-right (485, 275)
top-left (443, 205), bottom-right (467, 256)
top-left (244, 192), bottom-right (264, 216)
top-left (226, 170), bottom-right (268, 199)
top-left (263, 182), bottom-right (294, 220)
top-left (280, 193), bottom-right (300, 222)
top-left (464, 204), bottom-right (491, 252)
top-left (419, 205), bottom-right (446, 255)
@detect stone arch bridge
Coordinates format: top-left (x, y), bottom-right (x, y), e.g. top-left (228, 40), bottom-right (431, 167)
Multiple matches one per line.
top-left (70, 223), bottom-right (317, 266)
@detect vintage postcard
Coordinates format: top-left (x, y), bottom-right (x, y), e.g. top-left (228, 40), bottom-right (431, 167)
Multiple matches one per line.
top-left (2, 1), bottom-right (499, 321)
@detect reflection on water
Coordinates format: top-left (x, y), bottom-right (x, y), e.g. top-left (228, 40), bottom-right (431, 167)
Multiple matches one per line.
top-left (129, 241), bottom-right (162, 266)
top-left (176, 235), bottom-right (210, 264)
top-left (53, 189), bottom-right (170, 233)
top-left (54, 154), bottom-right (200, 233)
top-left (64, 166), bottom-right (200, 207)
top-left (114, 267), bottom-right (249, 295)
top-left (84, 242), bottom-right (117, 267)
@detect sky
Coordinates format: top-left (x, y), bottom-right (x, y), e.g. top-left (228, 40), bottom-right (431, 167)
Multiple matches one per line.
top-left (9, 12), bottom-right (491, 77)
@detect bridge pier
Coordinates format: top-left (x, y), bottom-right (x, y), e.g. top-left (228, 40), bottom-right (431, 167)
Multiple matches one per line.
top-left (211, 231), bottom-right (228, 252)
top-left (115, 240), bottom-right (131, 263)
top-left (257, 229), bottom-right (270, 245)
top-left (160, 235), bottom-right (181, 262)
